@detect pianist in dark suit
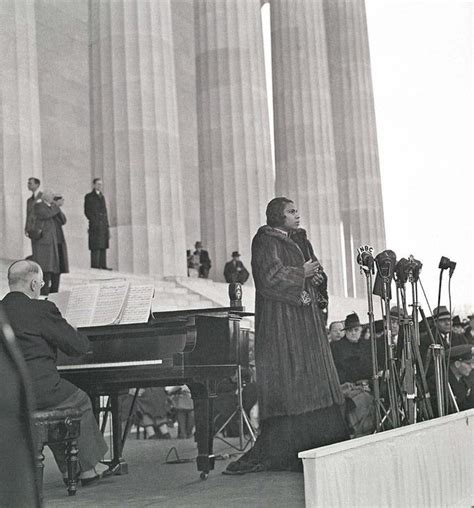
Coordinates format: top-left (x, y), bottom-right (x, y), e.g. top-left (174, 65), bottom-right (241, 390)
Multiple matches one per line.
top-left (1, 260), bottom-right (113, 486)
top-left (224, 198), bottom-right (348, 475)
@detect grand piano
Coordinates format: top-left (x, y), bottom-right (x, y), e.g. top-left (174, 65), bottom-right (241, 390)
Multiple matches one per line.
top-left (58, 286), bottom-right (252, 479)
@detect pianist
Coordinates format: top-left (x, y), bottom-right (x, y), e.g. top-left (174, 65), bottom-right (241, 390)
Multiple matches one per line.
top-left (1, 260), bottom-right (113, 486)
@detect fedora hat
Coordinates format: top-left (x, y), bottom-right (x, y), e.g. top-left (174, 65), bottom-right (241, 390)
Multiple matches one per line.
top-left (448, 344), bottom-right (474, 363)
top-left (231, 251), bottom-right (241, 257)
top-left (433, 306), bottom-right (451, 320)
top-left (390, 306), bottom-right (401, 320)
top-left (452, 315), bottom-right (462, 327)
top-left (343, 312), bottom-right (361, 330)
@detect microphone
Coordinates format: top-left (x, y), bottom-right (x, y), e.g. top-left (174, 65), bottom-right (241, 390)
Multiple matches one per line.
top-left (373, 250), bottom-right (397, 299)
top-left (438, 256), bottom-right (456, 278)
top-left (356, 245), bottom-right (375, 273)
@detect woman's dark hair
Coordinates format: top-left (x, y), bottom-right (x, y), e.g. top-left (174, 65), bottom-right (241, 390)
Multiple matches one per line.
top-left (266, 197), bottom-right (293, 227)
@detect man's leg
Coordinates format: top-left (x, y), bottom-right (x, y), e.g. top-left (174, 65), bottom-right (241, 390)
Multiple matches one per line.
top-left (50, 273), bottom-right (61, 293)
top-left (99, 249), bottom-right (107, 269)
top-left (47, 389), bottom-right (108, 474)
top-left (41, 272), bottom-right (52, 296)
top-left (91, 250), bottom-right (99, 268)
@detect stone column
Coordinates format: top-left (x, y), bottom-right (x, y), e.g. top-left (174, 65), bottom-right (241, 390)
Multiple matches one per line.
top-left (90, 0), bottom-right (187, 277)
top-left (270, 0), bottom-right (344, 296)
top-left (323, 0), bottom-right (386, 298)
top-left (195, 0), bottom-right (274, 281)
top-left (0, 0), bottom-right (42, 260)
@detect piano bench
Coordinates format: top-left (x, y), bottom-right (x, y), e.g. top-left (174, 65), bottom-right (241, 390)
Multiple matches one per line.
top-left (32, 408), bottom-right (82, 500)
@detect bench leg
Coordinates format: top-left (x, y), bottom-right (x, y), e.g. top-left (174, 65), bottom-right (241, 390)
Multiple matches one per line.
top-left (65, 439), bottom-right (79, 496)
top-left (35, 443), bottom-right (45, 504)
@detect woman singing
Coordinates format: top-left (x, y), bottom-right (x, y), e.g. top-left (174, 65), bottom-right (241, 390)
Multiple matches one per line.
top-left (224, 197), bottom-right (349, 474)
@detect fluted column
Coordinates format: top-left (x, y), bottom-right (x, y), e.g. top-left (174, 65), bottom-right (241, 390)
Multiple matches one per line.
top-left (270, 0), bottom-right (344, 296)
top-left (0, 0), bottom-right (42, 260)
top-left (323, 0), bottom-right (386, 298)
top-left (90, 0), bottom-right (187, 277)
top-left (195, 0), bottom-right (274, 281)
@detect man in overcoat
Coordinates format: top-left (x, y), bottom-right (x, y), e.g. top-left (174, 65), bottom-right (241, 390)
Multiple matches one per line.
top-left (84, 178), bottom-right (110, 269)
top-left (50, 195), bottom-right (69, 293)
top-left (193, 241), bottom-right (211, 278)
top-left (31, 190), bottom-right (61, 296)
top-left (223, 251), bottom-right (250, 284)
top-left (25, 177), bottom-right (42, 249)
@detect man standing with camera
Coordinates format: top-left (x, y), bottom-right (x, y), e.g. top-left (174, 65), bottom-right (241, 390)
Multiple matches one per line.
top-left (31, 190), bottom-right (61, 295)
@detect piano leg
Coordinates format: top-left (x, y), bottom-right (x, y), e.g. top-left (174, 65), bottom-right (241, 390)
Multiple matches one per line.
top-left (109, 394), bottom-right (128, 475)
top-left (190, 381), bottom-right (216, 480)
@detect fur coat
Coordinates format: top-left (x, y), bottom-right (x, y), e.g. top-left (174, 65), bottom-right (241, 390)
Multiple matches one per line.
top-left (251, 226), bottom-right (344, 420)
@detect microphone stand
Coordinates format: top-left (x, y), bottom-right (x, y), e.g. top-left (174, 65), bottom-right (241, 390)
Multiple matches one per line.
top-left (360, 263), bottom-right (385, 431)
top-left (380, 275), bottom-right (401, 429)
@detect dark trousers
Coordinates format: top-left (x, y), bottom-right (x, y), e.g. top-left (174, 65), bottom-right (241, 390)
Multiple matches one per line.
top-left (47, 389), bottom-right (108, 473)
top-left (176, 410), bottom-right (194, 438)
top-left (91, 249), bottom-right (107, 269)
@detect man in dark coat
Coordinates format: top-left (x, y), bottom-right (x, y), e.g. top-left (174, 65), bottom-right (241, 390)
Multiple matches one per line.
top-left (1, 260), bottom-right (114, 485)
top-left (223, 251), bottom-right (250, 284)
top-left (84, 178), bottom-right (110, 269)
top-left (420, 306), bottom-right (470, 365)
top-left (31, 190), bottom-right (61, 296)
top-left (50, 194), bottom-right (69, 293)
top-left (24, 177), bottom-right (42, 249)
top-left (225, 197), bottom-right (348, 474)
top-left (427, 344), bottom-right (474, 416)
top-left (193, 241), bottom-right (211, 278)
top-left (331, 312), bottom-right (376, 436)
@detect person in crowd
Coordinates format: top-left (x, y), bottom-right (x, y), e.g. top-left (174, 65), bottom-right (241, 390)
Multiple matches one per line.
top-left (25, 177), bottom-right (42, 249)
top-left (328, 321), bottom-right (344, 342)
top-left (224, 197), bottom-right (348, 475)
top-left (361, 326), bottom-right (371, 341)
top-left (420, 306), bottom-right (470, 363)
top-left (452, 316), bottom-right (464, 336)
top-left (1, 260), bottom-right (114, 486)
top-left (121, 387), bottom-right (172, 439)
top-left (428, 344), bottom-right (474, 416)
top-left (223, 251), bottom-right (250, 284)
top-left (193, 241), bottom-right (211, 278)
top-left (168, 386), bottom-right (194, 439)
top-left (464, 314), bottom-right (474, 344)
top-left (331, 312), bottom-right (376, 437)
top-left (84, 178), bottom-right (110, 270)
top-left (31, 190), bottom-right (61, 296)
top-left (50, 194), bottom-right (69, 293)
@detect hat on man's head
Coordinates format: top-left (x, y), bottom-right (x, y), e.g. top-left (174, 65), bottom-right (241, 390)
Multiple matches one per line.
top-left (452, 315), bottom-right (462, 327)
top-left (448, 344), bottom-right (474, 363)
top-left (433, 306), bottom-right (451, 321)
top-left (231, 251), bottom-right (240, 257)
top-left (343, 312), bottom-right (361, 330)
top-left (390, 306), bottom-right (401, 320)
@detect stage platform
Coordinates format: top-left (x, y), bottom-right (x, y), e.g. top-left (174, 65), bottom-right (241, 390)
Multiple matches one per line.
top-left (42, 434), bottom-right (304, 507)
top-left (299, 410), bottom-right (474, 507)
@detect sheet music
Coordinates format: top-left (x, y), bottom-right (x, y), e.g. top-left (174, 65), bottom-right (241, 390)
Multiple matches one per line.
top-left (66, 285), bottom-right (100, 327)
top-left (91, 280), bottom-right (130, 326)
top-left (119, 284), bottom-right (155, 325)
top-left (47, 290), bottom-right (71, 317)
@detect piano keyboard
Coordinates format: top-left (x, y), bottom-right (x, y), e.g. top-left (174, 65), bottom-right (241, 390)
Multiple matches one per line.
top-left (58, 359), bottom-right (163, 370)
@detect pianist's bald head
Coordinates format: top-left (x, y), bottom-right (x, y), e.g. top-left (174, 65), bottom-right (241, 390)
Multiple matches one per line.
top-left (7, 260), bottom-right (44, 298)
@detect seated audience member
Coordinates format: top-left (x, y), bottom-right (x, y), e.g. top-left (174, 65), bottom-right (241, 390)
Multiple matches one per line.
top-left (328, 321), bottom-right (344, 342)
top-left (464, 314), bottom-right (474, 344)
top-left (452, 316), bottom-right (464, 336)
top-left (223, 251), bottom-right (250, 285)
top-left (420, 306), bottom-right (470, 363)
top-left (167, 385), bottom-right (194, 439)
top-left (121, 387), bottom-right (172, 439)
top-left (331, 313), bottom-right (375, 437)
top-left (1, 260), bottom-right (113, 486)
top-left (428, 344), bottom-right (474, 416)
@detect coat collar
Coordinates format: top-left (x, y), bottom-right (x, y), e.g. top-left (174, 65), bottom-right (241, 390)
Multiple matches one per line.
top-left (255, 226), bottom-right (306, 256)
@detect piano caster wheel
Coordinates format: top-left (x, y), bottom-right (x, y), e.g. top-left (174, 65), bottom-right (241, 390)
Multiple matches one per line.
top-left (200, 472), bottom-right (209, 480)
